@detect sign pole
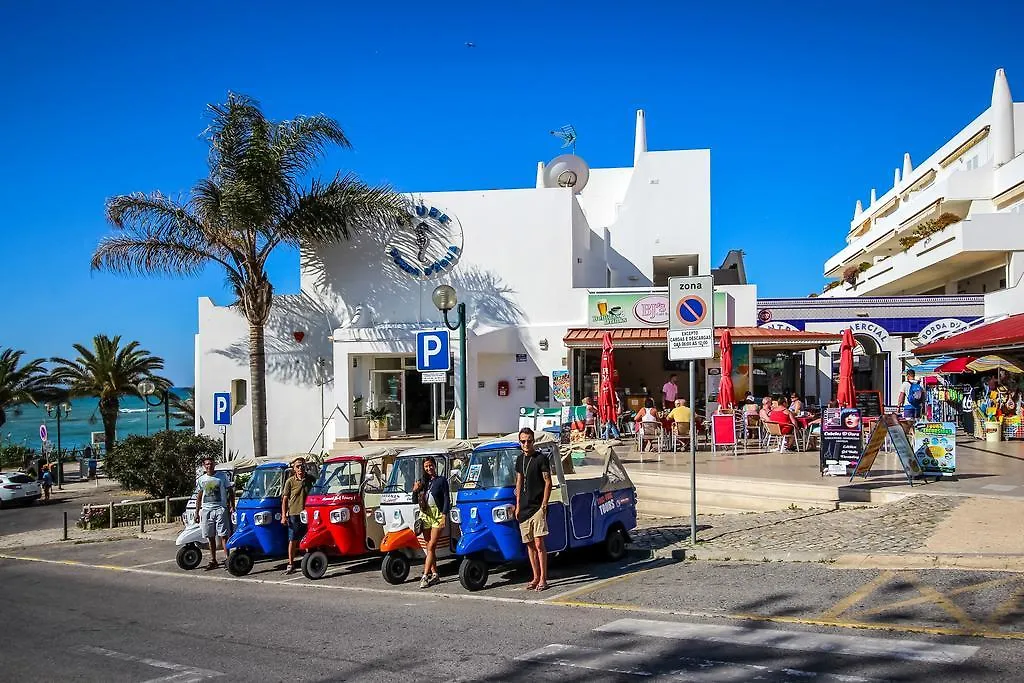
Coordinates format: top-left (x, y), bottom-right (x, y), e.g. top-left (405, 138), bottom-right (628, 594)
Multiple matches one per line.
top-left (687, 265), bottom-right (697, 547)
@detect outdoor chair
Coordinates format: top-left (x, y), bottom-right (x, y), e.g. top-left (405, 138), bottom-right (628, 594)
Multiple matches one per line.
top-left (801, 422), bottom-right (821, 451)
top-left (636, 421), bottom-right (664, 456)
top-left (583, 418), bottom-right (598, 440)
top-left (744, 414), bottom-right (761, 447)
top-left (762, 421), bottom-right (789, 452)
top-left (671, 421), bottom-right (690, 452)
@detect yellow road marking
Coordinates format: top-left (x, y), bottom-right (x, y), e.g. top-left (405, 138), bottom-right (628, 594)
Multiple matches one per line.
top-left (852, 576), bottom-right (1017, 618)
top-left (544, 569), bottom-right (648, 603)
top-left (915, 583), bottom-right (983, 631)
top-left (821, 570), bottom-right (896, 619)
top-left (987, 586), bottom-right (1024, 627)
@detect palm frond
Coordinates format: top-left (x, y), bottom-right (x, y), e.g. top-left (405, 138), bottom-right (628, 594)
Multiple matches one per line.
top-left (271, 114), bottom-right (352, 178)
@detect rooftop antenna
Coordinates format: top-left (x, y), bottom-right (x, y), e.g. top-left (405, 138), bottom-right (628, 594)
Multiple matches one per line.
top-left (549, 125), bottom-right (577, 154)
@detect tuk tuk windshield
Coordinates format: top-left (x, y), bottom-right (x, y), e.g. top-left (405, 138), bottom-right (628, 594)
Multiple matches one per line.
top-left (384, 455), bottom-right (447, 494)
top-left (462, 448), bottom-right (520, 490)
top-left (240, 469), bottom-right (284, 500)
top-left (312, 461), bottom-right (361, 495)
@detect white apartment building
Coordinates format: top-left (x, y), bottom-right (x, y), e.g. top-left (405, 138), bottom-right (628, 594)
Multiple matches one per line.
top-left (822, 68), bottom-right (1024, 303)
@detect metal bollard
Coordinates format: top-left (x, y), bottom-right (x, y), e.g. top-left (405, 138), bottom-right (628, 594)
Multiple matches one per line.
top-left (108, 502), bottom-right (114, 529)
top-left (63, 511), bottom-right (68, 541)
top-left (164, 496), bottom-right (170, 522)
top-left (140, 505), bottom-right (145, 533)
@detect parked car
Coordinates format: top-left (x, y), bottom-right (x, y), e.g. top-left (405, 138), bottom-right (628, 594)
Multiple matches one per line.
top-left (0, 472), bottom-right (42, 507)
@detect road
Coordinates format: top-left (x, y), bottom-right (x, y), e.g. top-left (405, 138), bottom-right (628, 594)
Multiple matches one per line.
top-left (0, 477), bottom-right (124, 537)
top-left (2, 538), bottom-right (1023, 681)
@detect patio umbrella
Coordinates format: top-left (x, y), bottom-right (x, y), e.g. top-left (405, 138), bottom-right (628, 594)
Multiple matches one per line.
top-left (836, 328), bottom-right (856, 408)
top-left (966, 355), bottom-right (1024, 373)
top-left (597, 332), bottom-right (618, 425)
top-left (934, 356), bottom-right (976, 374)
top-left (718, 329), bottom-right (735, 409)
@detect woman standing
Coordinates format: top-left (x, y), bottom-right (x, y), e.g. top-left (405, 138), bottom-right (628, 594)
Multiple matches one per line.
top-left (412, 456), bottom-right (449, 589)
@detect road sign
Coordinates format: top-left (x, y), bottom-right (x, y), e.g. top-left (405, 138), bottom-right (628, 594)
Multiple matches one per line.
top-left (39, 424), bottom-right (47, 442)
top-left (416, 330), bottom-right (451, 372)
top-left (421, 371), bottom-right (447, 384)
top-left (213, 392), bottom-right (231, 425)
top-left (668, 275), bottom-right (714, 360)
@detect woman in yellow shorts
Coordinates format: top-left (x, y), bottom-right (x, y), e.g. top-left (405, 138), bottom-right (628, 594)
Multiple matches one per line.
top-left (413, 456), bottom-right (449, 588)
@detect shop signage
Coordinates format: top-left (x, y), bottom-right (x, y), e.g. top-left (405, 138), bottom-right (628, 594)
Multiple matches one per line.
top-left (912, 422), bottom-right (956, 477)
top-left (587, 291), bottom-right (727, 329)
top-left (757, 308), bottom-right (772, 323)
top-left (759, 320), bottom-right (799, 332)
top-left (551, 370), bottom-right (570, 404)
top-left (667, 275), bottom-right (715, 361)
top-left (820, 408), bottom-right (862, 476)
top-left (387, 202), bottom-right (464, 280)
top-left (915, 318), bottom-right (968, 344)
top-left (849, 320), bottom-right (890, 346)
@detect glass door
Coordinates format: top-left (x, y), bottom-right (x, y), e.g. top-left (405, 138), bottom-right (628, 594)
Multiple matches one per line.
top-left (371, 370), bottom-right (405, 433)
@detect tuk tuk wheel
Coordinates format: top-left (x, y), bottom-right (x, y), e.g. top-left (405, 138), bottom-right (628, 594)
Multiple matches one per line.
top-left (301, 551), bottom-right (329, 580)
top-left (175, 543), bottom-right (203, 571)
top-left (458, 558), bottom-right (489, 592)
top-left (226, 550), bottom-right (254, 577)
top-left (381, 552), bottom-right (410, 584)
top-left (604, 528), bottom-right (627, 561)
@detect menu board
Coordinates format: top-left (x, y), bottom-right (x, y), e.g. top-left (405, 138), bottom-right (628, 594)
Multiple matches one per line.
top-left (820, 408), bottom-right (863, 476)
top-left (855, 390), bottom-right (883, 418)
top-left (851, 419), bottom-right (888, 480)
top-left (912, 422), bottom-right (957, 477)
top-left (885, 415), bottom-right (923, 482)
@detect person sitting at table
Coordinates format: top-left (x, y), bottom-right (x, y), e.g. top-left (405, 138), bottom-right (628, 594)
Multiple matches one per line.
top-left (789, 393), bottom-right (804, 415)
top-left (636, 398), bottom-right (660, 424)
top-left (768, 397), bottom-right (798, 451)
top-left (757, 396), bottom-right (772, 423)
top-left (667, 398), bottom-right (691, 426)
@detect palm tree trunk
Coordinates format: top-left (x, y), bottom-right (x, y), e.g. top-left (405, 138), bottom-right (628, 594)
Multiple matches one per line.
top-left (249, 323), bottom-right (269, 460)
top-left (100, 396), bottom-right (119, 453)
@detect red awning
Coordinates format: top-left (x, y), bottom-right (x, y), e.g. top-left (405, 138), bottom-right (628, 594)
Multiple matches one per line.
top-left (934, 357), bottom-right (976, 374)
top-left (563, 327), bottom-right (841, 349)
top-left (913, 314), bottom-right (1024, 358)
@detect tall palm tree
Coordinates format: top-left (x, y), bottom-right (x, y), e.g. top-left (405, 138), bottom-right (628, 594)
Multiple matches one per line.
top-left (169, 389), bottom-right (196, 428)
top-left (92, 93), bottom-right (406, 459)
top-left (0, 349), bottom-right (51, 429)
top-left (51, 335), bottom-right (169, 451)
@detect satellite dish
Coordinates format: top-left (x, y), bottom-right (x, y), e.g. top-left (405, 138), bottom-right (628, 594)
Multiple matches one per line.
top-left (542, 154), bottom-right (590, 193)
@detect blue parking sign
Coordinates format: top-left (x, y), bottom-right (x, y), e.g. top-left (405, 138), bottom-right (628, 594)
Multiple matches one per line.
top-left (416, 330), bottom-right (450, 372)
top-left (213, 392), bottom-right (231, 425)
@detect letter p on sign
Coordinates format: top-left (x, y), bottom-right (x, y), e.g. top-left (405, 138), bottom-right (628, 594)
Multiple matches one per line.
top-left (213, 392), bottom-right (231, 425)
top-left (416, 330), bottom-right (450, 372)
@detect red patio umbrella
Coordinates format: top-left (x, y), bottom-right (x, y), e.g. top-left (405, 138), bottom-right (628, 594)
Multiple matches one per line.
top-left (836, 328), bottom-right (856, 408)
top-left (934, 356), bottom-right (977, 374)
top-left (597, 332), bottom-right (618, 425)
top-left (718, 329), bottom-right (735, 409)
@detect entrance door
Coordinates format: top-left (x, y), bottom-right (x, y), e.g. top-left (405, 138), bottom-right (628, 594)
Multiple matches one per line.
top-left (404, 370), bottom-right (433, 434)
top-left (371, 370), bottom-right (404, 433)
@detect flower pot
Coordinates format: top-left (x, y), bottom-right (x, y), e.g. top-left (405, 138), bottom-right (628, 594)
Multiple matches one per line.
top-left (369, 421), bottom-right (389, 441)
top-left (436, 420), bottom-right (456, 440)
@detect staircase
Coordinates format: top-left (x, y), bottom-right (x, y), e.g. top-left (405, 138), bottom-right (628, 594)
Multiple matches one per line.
top-left (631, 470), bottom-right (910, 517)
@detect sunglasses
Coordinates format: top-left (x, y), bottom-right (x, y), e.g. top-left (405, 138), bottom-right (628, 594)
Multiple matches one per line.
top-left (519, 438), bottom-right (534, 444)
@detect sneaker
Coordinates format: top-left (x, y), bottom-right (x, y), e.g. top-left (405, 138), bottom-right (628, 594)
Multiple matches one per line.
top-left (285, 565), bottom-right (295, 575)
top-left (419, 575), bottom-right (430, 589)
top-left (427, 573), bottom-right (441, 587)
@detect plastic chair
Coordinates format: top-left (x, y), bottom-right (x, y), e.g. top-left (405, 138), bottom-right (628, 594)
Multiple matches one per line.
top-left (802, 423), bottom-right (821, 451)
top-left (762, 421), bottom-right (788, 452)
top-left (637, 421), bottom-right (664, 455)
top-left (671, 421), bottom-right (690, 452)
top-left (583, 418), bottom-right (598, 440)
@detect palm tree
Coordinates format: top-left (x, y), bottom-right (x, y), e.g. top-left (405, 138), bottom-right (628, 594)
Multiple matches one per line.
top-left (169, 389), bottom-right (195, 428)
top-left (0, 349), bottom-right (51, 429)
top-left (51, 335), bottom-right (169, 451)
top-left (92, 94), bottom-right (406, 460)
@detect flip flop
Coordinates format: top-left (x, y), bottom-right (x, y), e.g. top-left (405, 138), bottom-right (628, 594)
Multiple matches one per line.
top-left (203, 562), bottom-right (220, 571)
top-left (534, 583), bottom-right (550, 592)
top-left (524, 582), bottom-right (538, 590)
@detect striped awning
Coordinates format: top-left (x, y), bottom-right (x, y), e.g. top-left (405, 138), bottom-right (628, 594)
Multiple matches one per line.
top-left (908, 355), bottom-right (955, 374)
top-left (563, 327), bottom-right (841, 350)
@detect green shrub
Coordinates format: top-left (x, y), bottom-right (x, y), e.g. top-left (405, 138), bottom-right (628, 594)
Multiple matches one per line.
top-left (104, 431), bottom-right (222, 498)
top-left (0, 444), bottom-right (35, 469)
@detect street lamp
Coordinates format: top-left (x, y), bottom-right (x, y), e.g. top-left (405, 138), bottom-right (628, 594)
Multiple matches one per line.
top-left (45, 401), bottom-right (71, 490)
top-left (313, 357), bottom-right (329, 452)
top-left (432, 284), bottom-right (468, 439)
top-left (137, 380), bottom-right (170, 434)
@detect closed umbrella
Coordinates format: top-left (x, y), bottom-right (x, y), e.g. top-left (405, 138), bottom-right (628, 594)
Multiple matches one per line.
top-left (836, 328), bottom-right (856, 408)
top-left (718, 329), bottom-right (735, 409)
top-left (597, 333), bottom-right (619, 434)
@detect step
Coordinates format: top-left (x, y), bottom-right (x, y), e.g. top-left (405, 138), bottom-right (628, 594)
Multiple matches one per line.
top-left (637, 485), bottom-right (838, 513)
top-left (638, 499), bottom-right (744, 517)
top-left (630, 471), bottom-right (850, 503)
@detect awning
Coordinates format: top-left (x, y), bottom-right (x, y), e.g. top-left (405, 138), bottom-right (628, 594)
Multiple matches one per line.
top-left (910, 355), bottom-right (955, 373)
top-left (934, 357), bottom-right (975, 374)
top-left (913, 314), bottom-right (1024, 358)
top-left (563, 327), bottom-right (842, 350)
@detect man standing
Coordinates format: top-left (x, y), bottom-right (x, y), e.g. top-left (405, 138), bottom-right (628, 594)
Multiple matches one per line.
top-left (662, 374), bottom-right (679, 410)
top-left (897, 369), bottom-right (924, 420)
top-left (514, 427), bottom-right (551, 592)
top-left (195, 456), bottom-right (232, 571)
top-left (281, 457), bottom-right (314, 575)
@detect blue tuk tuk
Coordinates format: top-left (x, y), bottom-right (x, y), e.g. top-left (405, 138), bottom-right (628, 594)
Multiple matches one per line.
top-left (225, 461), bottom-right (290, 576)
top-left (451, 434), bottom-right (637, 591)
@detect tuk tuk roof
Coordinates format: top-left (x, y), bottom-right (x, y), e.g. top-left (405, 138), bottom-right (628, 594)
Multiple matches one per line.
top-left (398, 439), bottom-right (474, 457)
top-left (214, 454), bottom-right (283, 472)
top-left (324, 445), bottom-right (406, 464)
top-left (477, 431), bottom-right (557, 451)
top-left (560, 442), bottom-right (634, 493)
top-left (252, 460), bottom-right (289, 470)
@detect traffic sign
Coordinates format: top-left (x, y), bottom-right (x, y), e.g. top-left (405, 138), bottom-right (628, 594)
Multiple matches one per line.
top-left (668, 275), bottom-right (714, 360)
top-left (421, 371), bottom-right (447, 384)
top-left (416, 330), bottom-right (450, 372)
top-left (213, 392), bottom-right (231, 425)
top-left (39, 424), bottom-right (47, 442)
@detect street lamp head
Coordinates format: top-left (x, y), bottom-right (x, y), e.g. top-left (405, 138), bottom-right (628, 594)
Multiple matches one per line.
top-left (62, 402), bottom-right (71, 414)
top-left (44, 403), bottom-right (53, 414)
top-left (432, 284), bottom-right (458, 312)
top-left (138, 380), bottom-right (156, 396)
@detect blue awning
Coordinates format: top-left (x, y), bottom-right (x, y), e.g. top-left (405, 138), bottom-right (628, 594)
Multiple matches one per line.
top-left (910, 355), bottom-right (954, 373)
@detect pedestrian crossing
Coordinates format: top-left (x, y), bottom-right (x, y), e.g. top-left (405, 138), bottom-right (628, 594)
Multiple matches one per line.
top-left (517, 617), bottom-right (979, 681)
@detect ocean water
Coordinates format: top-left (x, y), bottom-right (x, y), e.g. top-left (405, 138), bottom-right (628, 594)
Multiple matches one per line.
top-left (1, 390), bottom-right (190, 452)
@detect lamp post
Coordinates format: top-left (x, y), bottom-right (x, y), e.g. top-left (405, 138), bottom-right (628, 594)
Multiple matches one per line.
top-left (313, 357), bottom-right (329, 452)
top-left (137, 380), bottom-right (169, 434)
top-left (45, 401), bottom-right (71, 490)
top-left (432, 284), bottom-right (468, 439)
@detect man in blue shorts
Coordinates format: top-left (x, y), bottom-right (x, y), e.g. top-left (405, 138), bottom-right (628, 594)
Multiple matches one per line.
top-left (280, 457), bottom-right (314, 575)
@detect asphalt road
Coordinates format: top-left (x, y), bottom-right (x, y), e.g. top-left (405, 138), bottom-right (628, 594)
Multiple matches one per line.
top-left (0, 480), bottom-right (119, 537)
top-left (2, 539), bottom-right (1023, 681)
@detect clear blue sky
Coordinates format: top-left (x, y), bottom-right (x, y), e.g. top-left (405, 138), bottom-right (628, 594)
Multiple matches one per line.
top-left (2, 1), bottom-right (1022, 384)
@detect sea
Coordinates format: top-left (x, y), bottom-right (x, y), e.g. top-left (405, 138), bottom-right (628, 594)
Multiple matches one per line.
top-left (2, 389), bottom-right (190, 453)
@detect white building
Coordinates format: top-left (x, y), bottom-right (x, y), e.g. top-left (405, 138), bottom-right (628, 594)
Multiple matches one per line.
top-left (822, 68), bottom-right (1024, 304)
top-left (194, 112), bottom-right (713, 457)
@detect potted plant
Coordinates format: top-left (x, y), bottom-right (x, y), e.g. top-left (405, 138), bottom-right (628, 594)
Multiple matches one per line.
top-left (353, 395), bottom-right (364, 417)
top-left (436, 409), bottom-right (456, 439)
top-left (367, 405), bottom-right (390, 440)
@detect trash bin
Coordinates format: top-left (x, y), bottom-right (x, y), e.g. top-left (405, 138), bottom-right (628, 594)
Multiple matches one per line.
top-left (80, 459), bottom-right (89, 478)
top-left (985, 421), bottom-right (1002, 442)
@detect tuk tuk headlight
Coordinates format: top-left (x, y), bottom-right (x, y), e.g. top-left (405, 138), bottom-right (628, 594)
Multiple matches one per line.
top-left (492, 504), bottom-right (516, 524)
top-left (299, 510), bottom-right (308, 524)
top-left (254, 511), bottom-right (272, 526)
top-left (330, 507), bottom-right (351, 524)
top-left (230, 511), bottom-right (237, 526)
top-left (449, 507), bottom-right (461, 524)
top-left (373, 509), bottom-right (385, 525)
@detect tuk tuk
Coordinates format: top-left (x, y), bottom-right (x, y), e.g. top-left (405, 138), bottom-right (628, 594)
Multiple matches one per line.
top-left (452, 437), bottom-right (637, 591)
top-left (224, 461), bottom-right (292, 576)
top-left (175, 458), bottom-right (250, 570)
top-left (375, 440), bottom-right (472, 584)
top-left (298, 446), bottom-right (401, 580)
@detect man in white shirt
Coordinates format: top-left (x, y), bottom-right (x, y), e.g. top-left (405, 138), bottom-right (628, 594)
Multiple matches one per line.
top-left (897, 369), bottom-right (923, 420)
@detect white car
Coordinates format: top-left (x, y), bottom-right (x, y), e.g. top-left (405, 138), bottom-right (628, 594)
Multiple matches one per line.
top-left (0, 472), bottom-right (42, 507)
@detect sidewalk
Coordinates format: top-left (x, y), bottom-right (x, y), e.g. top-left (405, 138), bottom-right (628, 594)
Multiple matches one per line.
top-left (632, 495), bottom-right (1024, 572)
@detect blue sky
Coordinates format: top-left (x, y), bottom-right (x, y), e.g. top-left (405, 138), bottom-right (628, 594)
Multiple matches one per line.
top-left (2, 1), bottom-right (1022, 384)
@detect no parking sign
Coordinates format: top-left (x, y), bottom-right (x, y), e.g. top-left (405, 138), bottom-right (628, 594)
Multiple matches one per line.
top-left (667, 275), bottom-right (714, 361)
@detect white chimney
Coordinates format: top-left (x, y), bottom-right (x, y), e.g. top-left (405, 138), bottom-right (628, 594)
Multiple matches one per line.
top-left (854, 199), bottom-right (863, 217)
top-left (870, 188), bottom-right (877, 205)
top-left (992, 68), bottom-right (1015, 166)
top-left (902, 153), bottom-right (913, 181)
top-left (894, 167), bottom-right (901, 188)
top-left (536, 161), bottom-right (545, 189)
top-left (633, 109), bottom-right (647, 166)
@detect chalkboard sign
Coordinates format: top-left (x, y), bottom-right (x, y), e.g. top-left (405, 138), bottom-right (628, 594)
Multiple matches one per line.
top-left (855, 390), bottom-right (883, 418)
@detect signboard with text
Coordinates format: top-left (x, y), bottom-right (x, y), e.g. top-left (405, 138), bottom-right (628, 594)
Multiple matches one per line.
top-left (912, 422), bottom-right (957, 477)
top-left (667, 275), bottom-right (714, 361)
top-left (588, 290), bottom-right (728, 329)
top-left (820, 408), bottom-right (862, 476)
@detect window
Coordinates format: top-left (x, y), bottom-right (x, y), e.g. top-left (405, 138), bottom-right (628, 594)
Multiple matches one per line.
top-left (963, 156), bottom-right (979, 170)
